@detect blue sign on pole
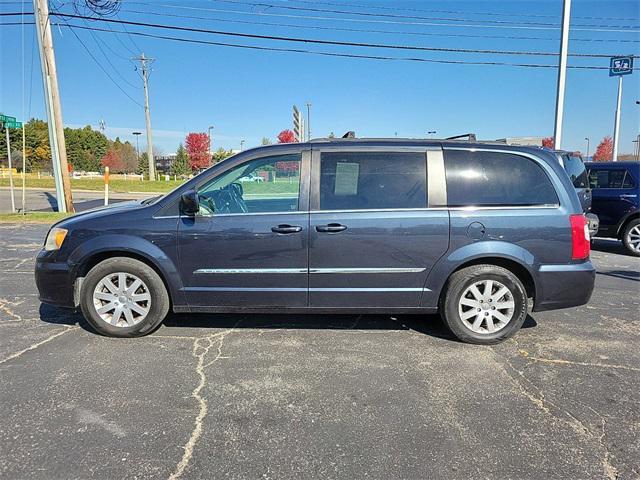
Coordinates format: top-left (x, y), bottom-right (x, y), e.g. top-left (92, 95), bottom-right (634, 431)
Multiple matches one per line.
top-left (609, 56), bottom-right (634, 76)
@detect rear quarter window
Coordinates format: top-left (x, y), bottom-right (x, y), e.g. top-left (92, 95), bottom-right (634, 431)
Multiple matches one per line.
top-left (562, 154), bottom-right (588, 189)
top-left (444, 150), bottom-right (559, 207)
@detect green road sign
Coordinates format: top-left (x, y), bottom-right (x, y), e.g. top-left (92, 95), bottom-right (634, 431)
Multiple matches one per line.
top-left (0, 114), bottom-right (16, 123)
top-left (2, 121), bottom-right (23, 129)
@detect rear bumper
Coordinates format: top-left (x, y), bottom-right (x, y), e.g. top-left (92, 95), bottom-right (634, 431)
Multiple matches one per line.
top-left (533, 261), bottom-right (595, 312)
top-left (35, 254), bottom-right (76, 308)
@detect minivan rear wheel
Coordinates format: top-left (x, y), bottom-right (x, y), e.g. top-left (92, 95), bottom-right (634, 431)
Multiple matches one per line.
top-left (440, 264), bottom-right (528, 344)
top-left (622, 219), bottom-right (640, 257)
top-left (80, 257), bottom-right (169, 337)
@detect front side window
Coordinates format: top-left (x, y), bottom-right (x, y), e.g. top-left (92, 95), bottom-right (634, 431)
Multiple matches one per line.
top-left (197, 153), bottom-right (301, 215)
top-left (318, 151), bottom-right (427, 211)
top-left (588, 169), bottom-right (632, 189)
top-left (444, 150), bottom-right (558, 207)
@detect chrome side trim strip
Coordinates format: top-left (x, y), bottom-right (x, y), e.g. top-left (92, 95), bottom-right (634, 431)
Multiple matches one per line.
top-left (311, 287), bottom-right (426, 292)
top-left (309, 267), bottom-right (425, 274)
top-left (193, 267), bottom-right (426, 275)
top-left (182, 287), bottom-right (429, 292)
top-left (194, 268), bottom-right (307, 274)
top-left (448, 205), bottom-right (560, 211)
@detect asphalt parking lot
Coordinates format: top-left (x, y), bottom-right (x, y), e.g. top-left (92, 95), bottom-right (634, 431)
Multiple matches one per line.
top-left (0, 224), bottom-right (638, 480)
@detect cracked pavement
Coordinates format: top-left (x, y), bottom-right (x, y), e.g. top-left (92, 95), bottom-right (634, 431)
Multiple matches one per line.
top-left (0, 224), bottom-right (638, 479)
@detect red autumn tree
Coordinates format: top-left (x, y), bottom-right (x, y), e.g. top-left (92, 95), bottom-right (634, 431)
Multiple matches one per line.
top-left (101, 148), bottom-right (124, 172)
top-left (185, 132), bottom-right (211, 170)
top-left (277, 129), bottom-right (296, 143)
top-left (542, 137), bottom-right (555, 149)
top-left (592, 136), bottom-right (613, 162)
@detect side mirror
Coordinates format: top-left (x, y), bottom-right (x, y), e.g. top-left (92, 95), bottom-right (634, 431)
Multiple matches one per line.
top-left (180, 189), bottom-right (199, 216)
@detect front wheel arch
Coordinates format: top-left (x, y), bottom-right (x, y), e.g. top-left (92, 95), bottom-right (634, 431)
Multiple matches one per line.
top-left (74, 250), bottom-right (175, 309)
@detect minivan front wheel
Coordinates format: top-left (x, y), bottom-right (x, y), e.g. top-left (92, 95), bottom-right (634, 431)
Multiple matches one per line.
top-left (80, 257), bottom-right (169, 337)
top-left (441, 265), bottom-right (528, 344)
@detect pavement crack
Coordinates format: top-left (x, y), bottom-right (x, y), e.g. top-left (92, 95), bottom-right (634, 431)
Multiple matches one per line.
top-left (491, 348), bottom-right (592, 438)
top-left (0, 326), bottom-right (77, 365)
top-left (0, 298), bottom-right (24, 322)
top-left (518, 350), bottom-right (640, 373)
top-left (168, 329), bottom-right (234, 480)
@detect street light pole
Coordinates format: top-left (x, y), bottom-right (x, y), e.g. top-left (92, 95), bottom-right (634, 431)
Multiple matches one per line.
top-left (427, 130), bottom-right (436, 138)
top-left (584, 137), bottom-right (590, 159)
top-left (612, 75), bottom-right (623, 162)
top-left (132, 131), bottom-right (141, 162)
top-left (306, 102), bottom-right (312, 141)
top-left (240, 139), bottom-right (245, 151)
top-left (208, 125), bottom-right (213, 163)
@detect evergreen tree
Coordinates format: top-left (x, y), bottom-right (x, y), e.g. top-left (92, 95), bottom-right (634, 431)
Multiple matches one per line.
top-left (171, 143), bottom-right (191, 176)
top-left (137, 152), bottom-right (149, 178)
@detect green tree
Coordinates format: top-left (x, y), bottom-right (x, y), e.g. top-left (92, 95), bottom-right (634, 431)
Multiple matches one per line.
top-left (261, 137), bottom-right (272, 145)
top-left (64, 125), bottom-right (108, 172)
top-left (211, 147), bottom-right (234, 164)
top-left (137, 152), bottom-right (149, 178)
top-left (171, 143), bottom-right (191, 176)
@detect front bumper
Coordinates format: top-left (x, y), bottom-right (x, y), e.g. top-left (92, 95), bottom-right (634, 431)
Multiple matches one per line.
top-left (586, 213), bottom-right (599, 238)
top-left (533, 261), bottom-right (596, 312)
top-left (35, 253), bottom-right (76, 308)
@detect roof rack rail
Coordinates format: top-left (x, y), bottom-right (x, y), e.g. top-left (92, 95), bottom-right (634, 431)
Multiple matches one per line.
top-left (342, 131), bottom-right (356, 139)
top-left (445, 133), bottom-right (477, 141)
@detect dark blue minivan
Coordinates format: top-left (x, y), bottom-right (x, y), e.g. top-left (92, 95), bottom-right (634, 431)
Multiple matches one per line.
top-left (35, 139), bottom-right (595, 344)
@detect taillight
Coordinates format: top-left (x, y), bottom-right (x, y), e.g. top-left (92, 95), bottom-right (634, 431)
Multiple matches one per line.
top-left (570, 214), bottom-right (590, 260)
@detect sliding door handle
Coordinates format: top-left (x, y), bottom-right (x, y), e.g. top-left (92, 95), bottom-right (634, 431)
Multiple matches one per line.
top-left (271, 224), bottom-right (302, 234)
top-left (316, 223), bottom-right (347, 233)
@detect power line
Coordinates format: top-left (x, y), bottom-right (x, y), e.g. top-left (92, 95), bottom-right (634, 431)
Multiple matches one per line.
top-left (125, 1), bottom-right (640, 34)
top-left (51, 21), bottom-right (628, 71)
top-left (0, 0), bottom-right (637, 23)
top-left (115, 7), bottom-right (640, 45)
top-left (53, 14), bottom-right (143, 107)
top-left (249, 0), bottom-right (640, 23)
top-left (44, 12), bottom-right (638, 59)
top-left (201, 0), bottom-right (640, 30)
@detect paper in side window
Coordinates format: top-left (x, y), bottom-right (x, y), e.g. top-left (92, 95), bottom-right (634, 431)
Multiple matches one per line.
top-left (334, 162), bottom-right (360, 196)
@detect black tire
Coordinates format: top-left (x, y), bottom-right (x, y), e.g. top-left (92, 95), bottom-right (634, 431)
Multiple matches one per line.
top-left (439, 264), bottom-right (528, 345)
top-left (621, 218), bottom-right (640, 257)
top-left (80, 257), bottom-right (170, 337)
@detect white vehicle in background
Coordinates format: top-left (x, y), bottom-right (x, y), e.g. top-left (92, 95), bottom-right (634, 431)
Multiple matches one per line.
top-left (238, 173), bottom-right (264, 183)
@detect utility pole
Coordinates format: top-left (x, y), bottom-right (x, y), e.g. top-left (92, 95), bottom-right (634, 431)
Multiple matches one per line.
top-left (33, 0), bottom-right (73, 212)
top-left (306, 102), bottom-right (312, 141)
top-left (134, 53), bottom-right (156, 180)
top-left (612, 75), bottom-right (623, 162)
top-left (553, 0), bottom-right (571, 150)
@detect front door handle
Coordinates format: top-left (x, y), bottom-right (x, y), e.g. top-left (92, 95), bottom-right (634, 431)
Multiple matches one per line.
top-left (315, 223), bottom-right (347, 233)
top-left (271, 224), bottom-right (302, 234)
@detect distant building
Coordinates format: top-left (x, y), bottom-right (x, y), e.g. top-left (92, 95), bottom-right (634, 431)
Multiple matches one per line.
top-left (155, 154), bottom-right (176, 173)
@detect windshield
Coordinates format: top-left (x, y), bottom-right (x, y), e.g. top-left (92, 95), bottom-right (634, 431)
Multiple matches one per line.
top-left (562, 154), bottom-right (588, 189)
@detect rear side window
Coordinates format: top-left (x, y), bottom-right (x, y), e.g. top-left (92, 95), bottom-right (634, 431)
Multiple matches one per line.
top-left (588, 169), bottom-right (635, 189)
top-left (562, 154), bottom-right (588, 188)
top-left (444, 150), bottom-right (558, 207)
top-left (319, 151), bottom-right (427, 210)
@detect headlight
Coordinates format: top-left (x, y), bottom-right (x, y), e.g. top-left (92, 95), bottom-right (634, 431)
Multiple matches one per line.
top-left (44, 227), bottom-right (68, 251)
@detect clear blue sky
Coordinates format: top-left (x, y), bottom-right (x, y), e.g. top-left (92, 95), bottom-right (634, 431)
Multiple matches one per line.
top-left (1, 0), bottom-right (639, 155)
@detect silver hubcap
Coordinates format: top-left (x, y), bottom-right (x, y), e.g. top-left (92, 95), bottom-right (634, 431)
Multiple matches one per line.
top-left (627, 225), bottom-right (640, 253)
top-left (458, 279), bottom-right (515, 334)
top-left (93, 272), bottom-right (151, 327)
